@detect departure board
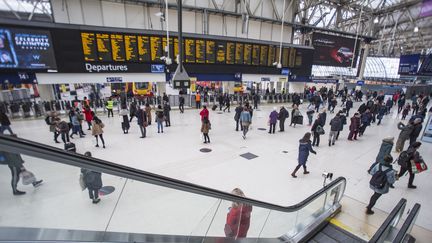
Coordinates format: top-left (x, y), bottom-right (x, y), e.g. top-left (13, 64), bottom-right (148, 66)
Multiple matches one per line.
top-left (124, 35), bottom-right (138, 61)
top-left (162, 37), bottom-right (174, 59)
top-left (260, 45), bottom-right (268, 66)
top-left (252, 45), bottom-right (260, 65)
top-left (235, 43), bottom-right (244, 65)
top-left (206, 40), bottom-right (215, 64)
top-left (268, 45), bottom-right (276, 66)
top-left (275, 47), bottom-right (280, 66)
top-left (295, 49), bottom-right (302, 67)
top-left (282, 48), bottom-right (289, 67)
top-left (226, 42), bottom-right (235, 64)
top-left (195, 39), bottom-right (205, 63)
top-left (110, 34), bottom-right (126, 61)
top-left (216, 41), bottom-right (226, 64)
top-left (150, 36), bottom-right (162, 62)
top-left (244, 44), bottom-right (252, 65)
top-left (289, 47), bottom-right (296, 67)
top-left (185, 38), bottom-right (196, 63)
top-left (137, 36), bottom-right (150, 62)
top-left (81, 33), bottom-right (97, 61)
top-left (96, 33), bottom-right (112, 61)
top-left (174, 38), bottom-right (179, 58)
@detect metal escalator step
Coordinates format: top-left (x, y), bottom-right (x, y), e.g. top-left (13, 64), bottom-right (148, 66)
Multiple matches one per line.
top-left (322, 224), bottom-right (366, 243)
top-left (312, 232), bottom-right (339, 243)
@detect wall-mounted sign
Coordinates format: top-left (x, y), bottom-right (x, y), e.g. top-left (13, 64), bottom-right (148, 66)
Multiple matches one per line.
top-left (281, 68), bottom-right (290, 75)
top-left (106, 77), bottom-right (123, 83)
top-left (356, 80), bottom-right (365, 86)
top-left (261, 77), bottom-right (270, 81)
top-left (151, 64), bottom-right (165, 73)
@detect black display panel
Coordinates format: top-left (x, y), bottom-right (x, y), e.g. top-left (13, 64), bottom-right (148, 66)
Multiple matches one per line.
top-left (235, 43), bottom-right (244, 65)
top-left (0, 27), bottom-right (56, 69)
top-left (162, 37), bottom-right (174, 59)
top-left (173, 37), bottom-right (179, 58)
top-left (124, 35), bottom-right (138, 61)
top-left (244, 44), bottom-right (252, 65)
top-left (138, 36), bottom-right (150, 62)
top-left (184, 38), bottom-right (195, 63)
top-left (150, 36), bottom-right (162, 62)
top-left (81, 32), bottom-right (97, 61)
top-left (260, 45), bottom-right (268, 66)
top-left (312, 32), bottom-right (359, 67)
top-left (216, 41), bottom-right (226, 64)
top-left (195, 39), bottom-right (205, 64)
top-left (268, 46), bottom-right (276, 66)
top-left (96, 33), bottom-right (111, 61)
top-left (282, 48), bottom-right (289, 67)
top-left (226, 42), bottom-right (235, 64)
top-left (206, 40), bottom-right (215, 64)
top-left (110, 34), bottom-right (125, 61)
top-left (288, 48), bottom-right (296, 67)
top-left (252, 45), bottom-right (260, 66)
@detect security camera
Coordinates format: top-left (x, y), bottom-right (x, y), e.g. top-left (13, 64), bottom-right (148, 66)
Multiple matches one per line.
top-left (272, 62), bottom-right (278, 66)
top-left (322, 172), bottom-right (333, 180)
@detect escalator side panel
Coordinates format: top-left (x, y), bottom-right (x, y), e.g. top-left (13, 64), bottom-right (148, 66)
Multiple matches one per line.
top-left (321, 224), bottom-right (366, 243)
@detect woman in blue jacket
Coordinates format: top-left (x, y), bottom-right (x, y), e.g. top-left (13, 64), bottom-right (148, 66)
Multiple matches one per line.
top-left (291, 132), bottom-right (316, 178)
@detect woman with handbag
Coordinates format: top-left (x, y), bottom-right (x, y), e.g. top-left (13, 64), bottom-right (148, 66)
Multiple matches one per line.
top-left (397, 142), bottom-right (423, 189)
top-left (311, 114), bottom-right (323, 147)
top-left (224, 188), bottom-right (252, 239)
top-left (92, 116), bottom-right (105, 148)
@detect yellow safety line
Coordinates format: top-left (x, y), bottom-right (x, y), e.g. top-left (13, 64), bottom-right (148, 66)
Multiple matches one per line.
top-left (329, 218), bottom-right (354, 233)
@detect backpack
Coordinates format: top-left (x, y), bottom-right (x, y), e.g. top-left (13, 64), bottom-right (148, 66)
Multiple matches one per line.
top-left (370, 164), bottom-right (391, 189)
top-left (397, 151), bottom-right (411, 168)
top-left (45, 116), bottom-right (51, 125)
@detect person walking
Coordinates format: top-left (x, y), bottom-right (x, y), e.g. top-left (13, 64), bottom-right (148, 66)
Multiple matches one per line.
top-left (268, 108), bottom-right (278, 134)
top-left (47, 112), bottom-right (60, 143)
top-left (70, 110), bottom-right (84, 139)
top-left (201, 117), bottom-right (211, 143)
top-left (328, 113), bottom-right (342, 146)
top-left (121, 112), bottom-right (130, 134)
top-left (145, 103), bottom-right (152, 125)
top-left (291, 132), bottom-right (316, 178)
top-left (366, 155), bottom-right (396, 215)
top-left (377, 103), bottom-right (386, 125)
top-left (336, 110), bottom-right (347, 140)
top-left (129, 102), bottom-right (137, 122)
top-left (136, 106), bottom-right (148, 138)
top-left (397, 142), bottom-right (422, 189)
top-left (240, 107), bottom-right (252, 139)
top-left (319, 108), bottom-right (327, 127)
top-left (409, 118), bottom-right (423, 145)
top-left (179, 95), bottom-right (185, 113)
top-left (200, 105), bottom-right (209, 121)
top-left (163, 102), bottom-right (171, 127)
top-left (348, 113), bottom-right (361, 141)
top-left (91, 116), bottom-right (105, 148)
top-left (311, 115), bottom-right (322, 147)
top-left (155, 105), bottom-right (164, 133)
top-left (306, 106), bottom-right (314, 126)
top-left (375, 137), bottom-right (394, 164)
top-left (278, 106), bottom-right (289, 132)
top-left (224, 188), bottom-right (252, 239)
top-left (56, 119), bottom-right (70, 144)
top-left (0, 111), bottom-right (13, 135)
top-left (359, 109), bottom-right (372, 136)
top-left (253, 94), bottom-right (259, 109)
top-left (81, 151), bottom-right (102, 204)
top-left (401, 104), bottom-right (411, 120)
top-left (290, 105), bottom-right (301, 127)
top-left (83, 106), bottom-right (93, 130)
top-left (234, 104), bottom-right (243, 131)
top-left (397, 96), bottom-right (406, 114)
top-left (385, 98), bottom-right (393, 114)
top-left (106, 98), bottom-right (114, 118)
top-left (395, 120), bottom-right (415, 152)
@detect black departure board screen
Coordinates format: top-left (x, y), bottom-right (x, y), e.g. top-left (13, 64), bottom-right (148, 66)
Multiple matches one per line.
top-left (289, 48), bottom-right (296, 67)
top-left (282, 48), bottom-right (289, 67)
top-left (185, 38), bottom-right (195, 63)
top-left (244, 44), bottom-right (252, 65)
top-left (138, 36), bottom-right (150, 62)
top-left (275, 47), bottom-right (280, 65)
top-left (295, 49), bottom-right (303, 67)
top-left (268, 45), bottom-right (276, 66)
top-left (235, 43), bottom-right (244, 65)
top-left (150, 36), bottom-right (162, 62)
top-left (226, 42), bottom-right (235, 64)
top-left (162, 37), bottom-right (174, 58)
top-left (124, 35), bottom-right (138, 61)
top-left (110, 34), bottom-right (125, 61)
top-left (260, 45), bottom-right (268, 66)
top-left (195, 39), bottom-right (205, 64)
top-left (206, 40), bottom-right (215, 64)
top-left (96, 33), bottom-right (111, 61)
top-left (173, 38), bottom-right (179, 58)
top-left (216, 41), bottom-right (226, 64)
top-left (252, 45), bottom-right (260, 65)
top-left (81, 32), bottom-right (97, 61)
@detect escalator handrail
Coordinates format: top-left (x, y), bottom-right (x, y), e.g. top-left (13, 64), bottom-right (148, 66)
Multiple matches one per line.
top-left (392, 203), bottom-right (421, 243)
top-left (0, 135), bottom-right (346, 213)
top-left (368, 198), bottom-right (407, 243)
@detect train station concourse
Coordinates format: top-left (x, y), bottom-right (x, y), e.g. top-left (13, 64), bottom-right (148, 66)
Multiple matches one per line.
top-left (0, 0), bottom-right (431, 242)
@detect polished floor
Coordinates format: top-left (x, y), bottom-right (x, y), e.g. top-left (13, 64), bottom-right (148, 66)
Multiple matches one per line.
top-left (0, 100), bottom-right (431, 240)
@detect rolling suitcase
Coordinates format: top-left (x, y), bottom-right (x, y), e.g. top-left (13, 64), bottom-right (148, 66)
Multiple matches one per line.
top-left (64, 142), bottom-right (76, 152)
top-left (212, 105), bottom-right (217, 111)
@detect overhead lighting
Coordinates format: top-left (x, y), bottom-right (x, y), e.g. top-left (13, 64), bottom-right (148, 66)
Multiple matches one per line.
top-left (414, 26), bottom-right (419, 32)
top-left (373, 18), bottom-right (379, 24)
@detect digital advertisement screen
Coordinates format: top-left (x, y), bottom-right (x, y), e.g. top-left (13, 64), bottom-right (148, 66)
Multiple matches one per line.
top-left (312, 32), bottom-right (359, 67)
top-left (0, 27), bottom-right (56, 69)
top-left (398, 54), bottom-right (420, 75)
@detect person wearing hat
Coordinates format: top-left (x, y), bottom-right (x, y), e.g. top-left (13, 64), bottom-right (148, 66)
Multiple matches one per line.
top-left (268, 107), bottom-right (278, 134)
top-left (409, 118), bottom-right (423, 146)
top-left (366, 155), bottom-right (396, 215)
top-left (375, 137), bottom-right (394, 164)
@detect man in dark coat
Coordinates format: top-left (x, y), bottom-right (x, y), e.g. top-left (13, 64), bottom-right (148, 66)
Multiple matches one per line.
top-left (82, 152), bottom-right (102, 203)
top-left (163, 102), bottom-right (171, 127)
top-left (409, 118), bottom-right (423, 145)
top-left (319, 109), bottom-right (327, 127)
top-left (348, 113), bottom-right (361, 140)
top-left (359, 110), bottom-right (372, 136)
top-left (329, 114), bottom-right (342, 146)
top-left (0, 111), bottom-right (13, 134)
top-left (345, 97), bottom-right (353, 116)
top-left (278, 106), bottom-right (289, 132)
top-left (136, 107), bottom-right (147, 138)
top-left (234, 104), bottom-right (243, 131)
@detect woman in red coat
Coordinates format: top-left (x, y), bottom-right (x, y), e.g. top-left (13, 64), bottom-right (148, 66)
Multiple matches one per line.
top-left (199, 105), bottom-right (209, 121)
top-left (225, 188), bottom-right (252, 239)
top-left (83, 106), bottom-right (94, 130)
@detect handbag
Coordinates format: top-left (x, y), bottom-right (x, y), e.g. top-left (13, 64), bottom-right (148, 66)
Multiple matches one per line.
top-left (411, 160), bottom-right (428, 174)
top-left (119, 109), bottom-right (128, 116)
top-left (20, 170), bottom-right (36, 185)
top-left (316, 125), bottom-right (325, 135)
top-left (79, 173), bottom-right (86, 191)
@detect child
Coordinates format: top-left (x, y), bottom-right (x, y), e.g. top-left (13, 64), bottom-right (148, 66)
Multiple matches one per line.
top-left (201, 117), bottom-right (211, 144)
top-left (401, 103), bottom-right (411, 120)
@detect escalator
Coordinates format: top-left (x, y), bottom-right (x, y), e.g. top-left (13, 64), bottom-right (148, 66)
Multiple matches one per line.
top-left (0, 135), bottom-right (421, 242)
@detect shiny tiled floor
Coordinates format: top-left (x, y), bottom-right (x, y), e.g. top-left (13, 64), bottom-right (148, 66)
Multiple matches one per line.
top-left (0, 100), bottom-right (431, 240)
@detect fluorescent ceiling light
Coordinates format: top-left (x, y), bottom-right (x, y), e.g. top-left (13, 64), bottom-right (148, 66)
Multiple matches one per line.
top-left (414, 26), bottom-right (419, 32)
top-left (373, 18), bottom-right (379, 24)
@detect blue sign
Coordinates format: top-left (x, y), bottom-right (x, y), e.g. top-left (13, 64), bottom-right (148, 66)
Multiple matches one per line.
top-left (398, 54), bottom-right (420, 75)
top-left (106, 77), bottom-right (122, 83)
top-left (356, 80), bottom-right (365, 86)
top-left (281, 68), bottom-right (290, 75)
top-left (312, 79), bottom-right (338, 84)
top-left (151, 64), bottom-right (165, 73)
top-left (261, 77), bottom-right (270, 81)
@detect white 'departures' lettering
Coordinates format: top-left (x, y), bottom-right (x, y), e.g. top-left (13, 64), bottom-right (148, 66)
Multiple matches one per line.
top-left (85, 63), bottom-right (128, 72)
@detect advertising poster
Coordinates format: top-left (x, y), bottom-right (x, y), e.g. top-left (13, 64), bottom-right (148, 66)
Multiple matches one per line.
top-left (312, 32), bottom-right (359, 67)
top-left (0, 27), bottom-right (57, 69)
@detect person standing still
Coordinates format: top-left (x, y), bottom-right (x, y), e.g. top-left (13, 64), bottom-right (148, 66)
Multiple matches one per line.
top-left (163, 102), bottom-right (171, 127)
top-left (195, 93), bottom-right (201, 109)
top-left (234, 104), bottom-right (243, 131)
top-left (201, 117), bottom-right (211, 143)
top-left (92, 116), bottom-right (105, 148)
top-left (268, 108), bottom-right (278, 134)
top-left (106, 98), bottom-right (114, 118)
top-left (311, 115), bottom-right (322, 147)
top-left (136, 107), bottom-right (147, 138)
top-left (179, 95), bottom-right (185, 113)
top-left (278, 106), bottom-right (289, 132)
top-left (81, 151), bottom-right (102, 204)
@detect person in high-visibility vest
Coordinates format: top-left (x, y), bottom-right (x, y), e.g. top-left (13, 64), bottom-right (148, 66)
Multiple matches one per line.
top-left (106, 98), bottom-right (114, 118)
top-left (195, 93), bottom-right (201, 109)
